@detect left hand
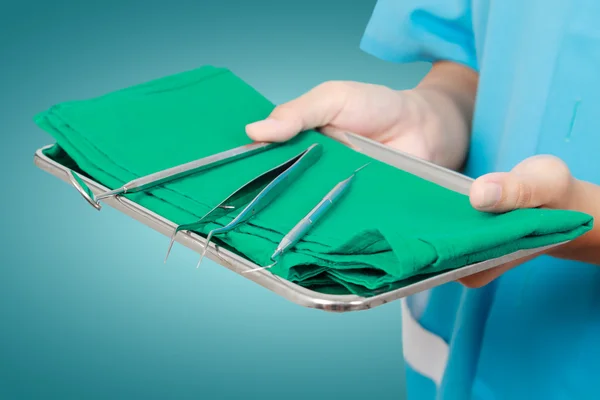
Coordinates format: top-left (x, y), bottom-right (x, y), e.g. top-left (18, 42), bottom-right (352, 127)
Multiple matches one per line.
top-left (459, 154), bottom-right (576, 288)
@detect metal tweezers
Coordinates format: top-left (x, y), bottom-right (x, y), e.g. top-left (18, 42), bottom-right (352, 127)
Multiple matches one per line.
top-left (164, 143), bottom-right (324, 267)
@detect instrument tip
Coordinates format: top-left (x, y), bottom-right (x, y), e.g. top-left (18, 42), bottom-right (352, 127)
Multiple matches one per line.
top-left (196, 251), bottom-right (207, 269)
top-left (164, 235), bottom-right (176, 264)
top-left (353, 162), bottom-right (371, 174)
top-left (196, 232), bottom-right (214, 269)
top-left (243, 260), bottom-right (278, 274)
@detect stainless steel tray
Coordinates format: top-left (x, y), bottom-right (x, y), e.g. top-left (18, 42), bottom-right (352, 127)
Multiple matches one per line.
top-left (33, 144), bottom-right (559, 313)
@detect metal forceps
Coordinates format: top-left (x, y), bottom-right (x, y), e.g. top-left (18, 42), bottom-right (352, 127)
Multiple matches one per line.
top-left (68, 141), bottom-right (279, 210)
top-left (244, 162), bottom-right (370, 274)
top-left (164, 143), bottom-right (324, 267)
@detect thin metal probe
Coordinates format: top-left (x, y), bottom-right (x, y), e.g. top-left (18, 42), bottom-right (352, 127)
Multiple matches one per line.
top-left (70, 141), bottom-right (278, 210)
top-left (243, 162), bottom-right (370, 274)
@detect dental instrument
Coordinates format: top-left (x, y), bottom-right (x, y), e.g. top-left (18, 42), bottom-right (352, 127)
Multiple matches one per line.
top-left (68, 141), bottom-right (279, 210)
top-left (163, 143), bottom-right (323, 266)
top-left (243, 162), bottom-right (370, 274)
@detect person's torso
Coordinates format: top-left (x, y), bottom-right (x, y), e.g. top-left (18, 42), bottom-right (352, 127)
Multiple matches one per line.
top-left (409, 0), bottom-right (600, 398)
top-left (467, 0), bottom-right (600, 182)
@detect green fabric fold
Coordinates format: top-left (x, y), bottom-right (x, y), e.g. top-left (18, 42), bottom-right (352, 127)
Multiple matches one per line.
top-left (35, 66), bottom-right (594, 295)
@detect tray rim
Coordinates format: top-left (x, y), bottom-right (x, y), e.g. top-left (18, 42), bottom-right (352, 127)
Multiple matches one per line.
top-left (33, 144), bottom-right (563, 313)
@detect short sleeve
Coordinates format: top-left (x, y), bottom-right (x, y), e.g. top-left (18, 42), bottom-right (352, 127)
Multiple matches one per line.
top-left (360, 0), bottom-right (478, 71)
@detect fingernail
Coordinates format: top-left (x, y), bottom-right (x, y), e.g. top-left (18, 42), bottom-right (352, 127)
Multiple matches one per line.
top-left (474, 183), bottom-right (502, 208)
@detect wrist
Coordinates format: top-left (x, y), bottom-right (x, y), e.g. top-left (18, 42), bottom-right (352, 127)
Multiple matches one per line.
top-left (409, 61), bottom-right (478, 170)
top-left (409, 86), bottom-right (472, 170)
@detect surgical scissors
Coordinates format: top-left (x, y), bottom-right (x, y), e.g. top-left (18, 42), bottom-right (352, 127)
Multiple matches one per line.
top-left (164, 143), bottom-right (324, 267)
top-left (69, 141), bottom-right (279, 210)
top-left (244, 162), bottom-right (370, 274)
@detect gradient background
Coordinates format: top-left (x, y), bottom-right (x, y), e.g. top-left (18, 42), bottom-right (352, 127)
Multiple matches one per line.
top-left (1, 1), bottom-right (429, 398)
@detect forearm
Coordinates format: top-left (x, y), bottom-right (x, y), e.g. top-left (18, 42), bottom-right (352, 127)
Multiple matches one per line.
top-left (412, 61), bottom-right (479, 170)
top-left (550, 179), bottom-right (600, 265)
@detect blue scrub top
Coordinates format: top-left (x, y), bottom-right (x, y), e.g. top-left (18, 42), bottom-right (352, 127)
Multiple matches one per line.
top-left (360, 0), bottom-right (600, 399)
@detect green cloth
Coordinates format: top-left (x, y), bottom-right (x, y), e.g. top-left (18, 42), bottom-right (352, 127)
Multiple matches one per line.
top-left (35, 66), bottom-right (593, 296)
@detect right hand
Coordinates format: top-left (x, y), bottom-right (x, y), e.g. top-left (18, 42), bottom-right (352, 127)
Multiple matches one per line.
top-left (246, 64), bottom-right (477, 170)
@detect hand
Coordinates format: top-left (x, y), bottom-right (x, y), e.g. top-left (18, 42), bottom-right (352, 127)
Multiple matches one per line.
top-left (247, 81), bottom-right (445, 165)
top-left (459, 155), bottom-right (576, 288)
top-left (246, 63), bottom-right (478, 170)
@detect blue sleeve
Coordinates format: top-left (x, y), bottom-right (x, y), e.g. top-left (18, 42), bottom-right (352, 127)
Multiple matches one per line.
top-left (360, 0), bottom-right (478, 71)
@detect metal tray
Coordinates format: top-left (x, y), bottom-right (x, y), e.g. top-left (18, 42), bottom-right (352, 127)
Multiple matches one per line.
top-left (33, 144), bottom-right (559, 313)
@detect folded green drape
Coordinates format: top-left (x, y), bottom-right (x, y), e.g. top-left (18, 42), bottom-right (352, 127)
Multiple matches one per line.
top-left (35, 66), bottom-right (593, 296)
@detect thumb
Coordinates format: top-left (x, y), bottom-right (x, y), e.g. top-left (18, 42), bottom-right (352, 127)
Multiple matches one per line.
top-left (469, 155), bottom-right (573, 213)
top-left (245, 81), bottom-right (350, 142)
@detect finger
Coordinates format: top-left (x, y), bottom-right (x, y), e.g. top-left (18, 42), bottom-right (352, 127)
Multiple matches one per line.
top-left (458, 264), bottom-right (513, 288)
top-left (469, 155), bottom-right (573, 213)
top-left (458, 252), bottom-right (541, 288)
top-left (246, 81), bottom-right (350, 142)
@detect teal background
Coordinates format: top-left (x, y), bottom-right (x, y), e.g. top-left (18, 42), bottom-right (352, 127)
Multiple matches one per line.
top-left (1, 1), bottom-right (428, 398)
